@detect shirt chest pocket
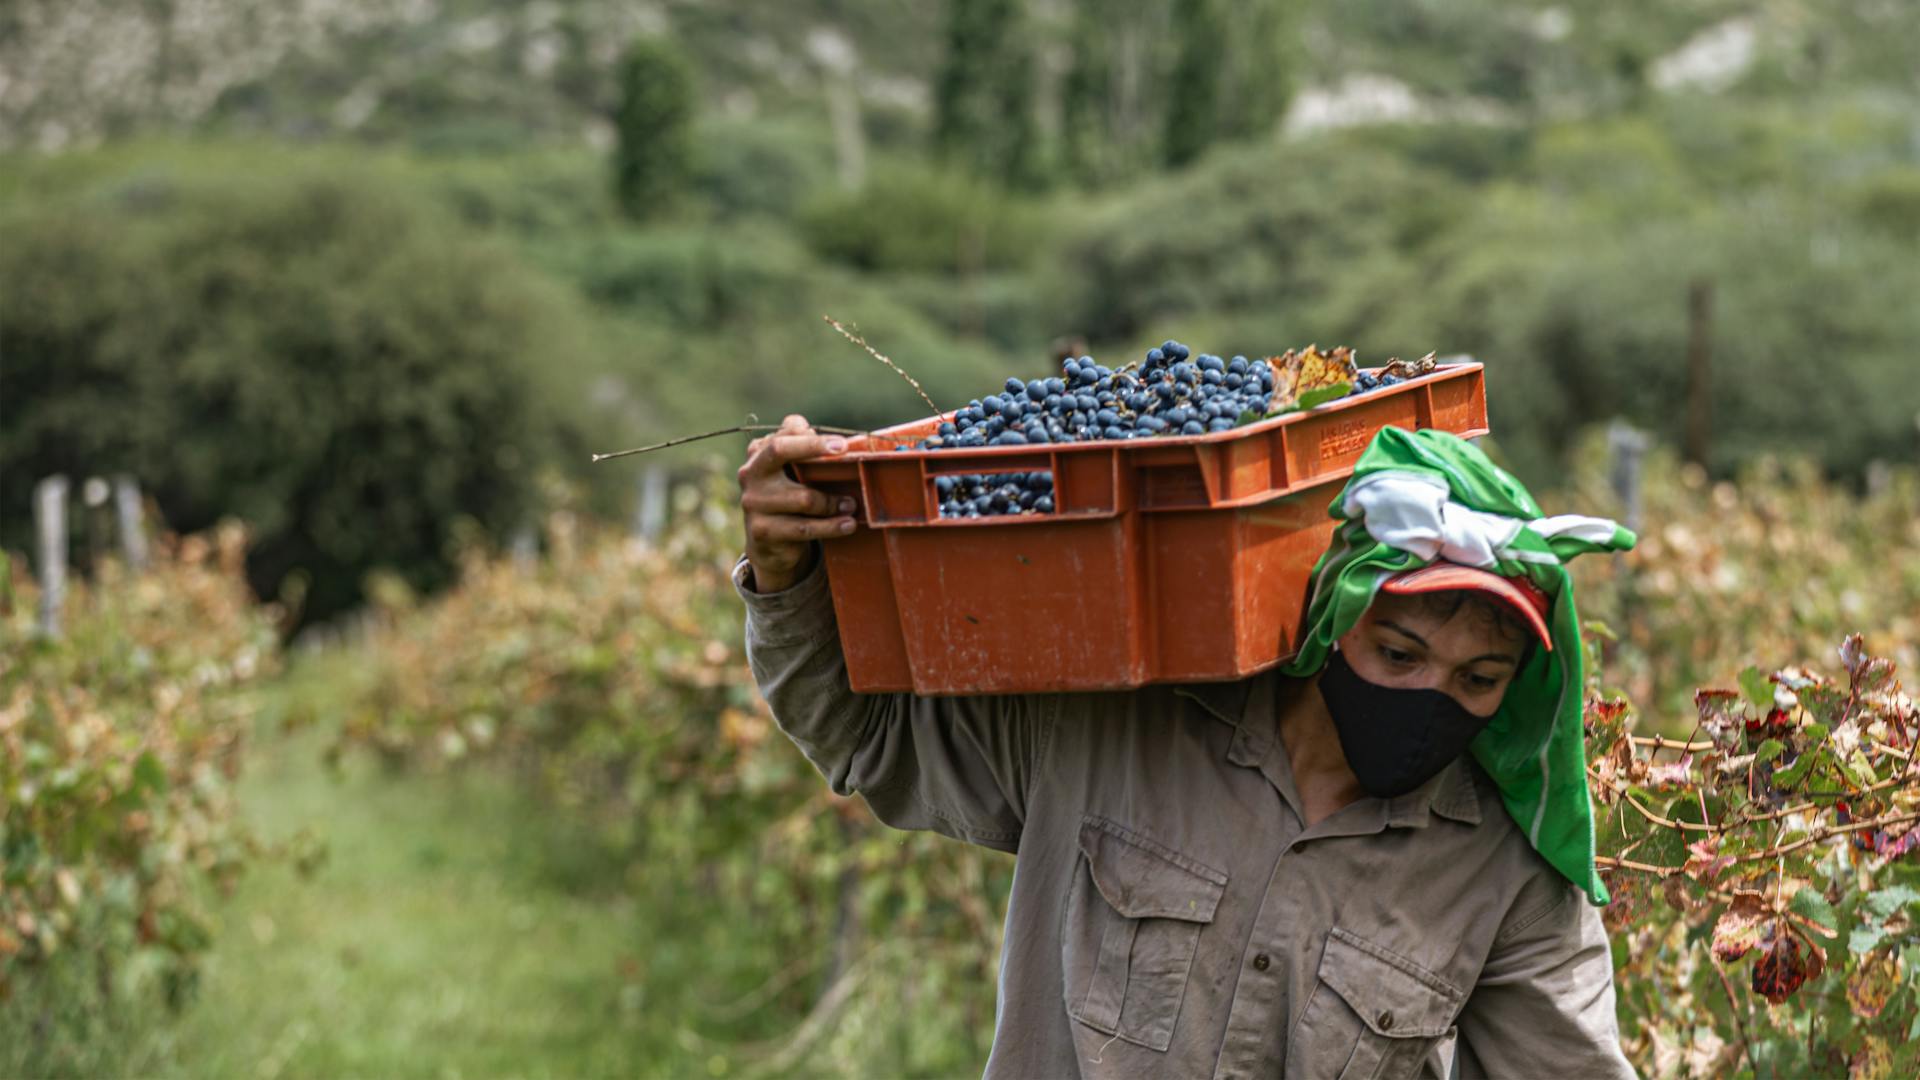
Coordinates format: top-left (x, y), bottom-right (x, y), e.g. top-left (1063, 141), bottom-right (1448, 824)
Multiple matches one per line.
top-left (1286, 928), bottom-right (1465, 1080)
top-left (1062, 816), bottom-right (1227, 1053)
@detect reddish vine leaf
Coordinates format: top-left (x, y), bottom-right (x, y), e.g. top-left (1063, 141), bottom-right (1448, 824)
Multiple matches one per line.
top-left (1585, 694), bottom-right (1630, 740)
top-left (1696, 688), bottom-right (1744, 748)
top-left (1686, 836), bottom-right (1734, 884)
top-left (1712, 900), bottom-right (1768, 962)
top-left (1645, 755), bottom-right (1695, 791)
top-left (1752, 923), bottom-right (1820, 1004)
top-left (1840, 634), bottom-right (1868, 680)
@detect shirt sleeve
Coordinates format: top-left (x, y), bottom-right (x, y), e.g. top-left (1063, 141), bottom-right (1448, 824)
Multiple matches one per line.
top-left (1452, 873), bottom-right (1638, 1079)
top-left (733, 544), bottom-right (1056, 854)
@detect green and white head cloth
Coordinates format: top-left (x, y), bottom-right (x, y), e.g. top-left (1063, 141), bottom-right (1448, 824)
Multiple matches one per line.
top-left (1280, 426), bottom-right (1636, 904)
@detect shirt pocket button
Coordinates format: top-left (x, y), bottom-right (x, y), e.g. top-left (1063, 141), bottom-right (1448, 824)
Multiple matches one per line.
top-left (1253, 953), bottom-right (1270, 971)
top-left (1377, 1010), bottom-right (1395, 1032)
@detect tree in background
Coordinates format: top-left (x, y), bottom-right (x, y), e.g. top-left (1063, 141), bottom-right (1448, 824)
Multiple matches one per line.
top-left (932, 0), bottom-right (1040, 189)
top-left (1163, 0), bottom-right (1225, 167)
top-left (1216, 0), bottom-right (1294, 140)
top-left (0, 163), bottom-right (601, 629)
top-left (1056, 0), bottom-right (1110, 184)
top-left (613, 36), bottom-right (696, 220)
top-left (1062, 0), bottom-right (1291, 180)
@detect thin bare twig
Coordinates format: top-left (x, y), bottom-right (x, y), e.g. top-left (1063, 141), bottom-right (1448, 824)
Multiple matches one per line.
top-left (1630, 735), bottom-right (1717, 753)
top-left (591, 424), bottom-right (863, 463)
top-left (1706, 946), bottom-right (1761, 1078)
top-left (823, 315), bottom-right (940, 415)
top-left (1596, 808), bottom-right (1920, 876)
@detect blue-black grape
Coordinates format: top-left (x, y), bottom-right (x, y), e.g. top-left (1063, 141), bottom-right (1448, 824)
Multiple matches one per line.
top-left (918, 339), bottom-right (1413, 519)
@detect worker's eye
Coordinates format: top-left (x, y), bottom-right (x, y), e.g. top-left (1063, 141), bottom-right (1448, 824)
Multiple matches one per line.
top-left (1464, 672), bottom-right (1501, 691)
top-left (1377, 644), bottom-right (1417, 665)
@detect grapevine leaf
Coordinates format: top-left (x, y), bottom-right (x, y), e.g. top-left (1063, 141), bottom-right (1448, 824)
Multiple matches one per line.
top-left (1856, 657), bottom-right (1896, 695)
top-left (1846, 951), bottom-right (1899, 1020)
top-left (1851, 925), bottom-right (1888, 955)
top-left (1774, 746), bottom-right (1826, 788)
top-left (1296, 382), bottom-right (1352, 410)
top-left (1843, 749), bottom-right (1878, 790)
top-left (1850, 1034), bottom-right (1893, 1079)
top-left (1752, 924), bottom-right (1813, 1004)
top-left (1840, 633), bottom-right (1867, 679)
top-left (1712, 903), bottom-right (1768, 961)
top-left (1864, 885), bottom-right (1920, 921)
top-left (1234, 409), bottom-right (1265, 427)
top-left (1584, 619), bottom-right (1618, 643)
top-left (1645, 758), bottom-right (1695, 790)
top-left (1739, 666), bottom-right (1774, 710)
top-left (1753, 739), bottom-right (1787, 765)
top-left (1791, 887), bottom-right (1839, 934)
top-left (132, 752), bottom-right (168, 796)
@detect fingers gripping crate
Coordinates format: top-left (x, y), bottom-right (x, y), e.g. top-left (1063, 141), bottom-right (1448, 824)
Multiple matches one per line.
top-left (792, 363), bottom-right (1488, 695)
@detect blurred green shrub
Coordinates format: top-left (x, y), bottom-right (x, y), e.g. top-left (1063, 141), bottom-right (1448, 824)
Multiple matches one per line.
top-left (800, 160), bottom-right (1047, 274)
top-left (0, 161), bottom-right (603, 627)
top-left (1319, 110), bottom-right (1920, 480)
top-left (1849, 167), bottom-right (1920, 243)
top-left (1054, 106), bottom-right (1920, 483)
top-left (692, 117), bottom-right (838, 221)
top-left (614, 36), bottom-right (696, 221)
top-left (1052, 135), bottom-right (1455, 342)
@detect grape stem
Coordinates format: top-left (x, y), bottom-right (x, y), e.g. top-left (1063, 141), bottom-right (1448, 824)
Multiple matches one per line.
top-left (822, 315), bottom-right (940, 415)
top-left (591, 424), bottom-right (865, 463)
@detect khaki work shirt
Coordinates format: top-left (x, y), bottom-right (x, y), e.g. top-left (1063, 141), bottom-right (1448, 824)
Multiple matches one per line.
top-left (735, 550), bottom-right (1635, 1079)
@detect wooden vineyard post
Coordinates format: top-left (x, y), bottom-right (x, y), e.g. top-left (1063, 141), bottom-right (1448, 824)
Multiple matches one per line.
top-left (635, 464), bottom-right (669, 542)
top-left (1683, 278), bottom-right (1714, 468)
top-left (82, 476), bottom-right (112, 571)
top-left (1607, 419), bottom-right (1650, 533)
top-left (114, 474), bottom-right (150, 571)
top-left (34, 475), bottom-right (69, 639)
top-left (509, 524), bottom-right (538, 572)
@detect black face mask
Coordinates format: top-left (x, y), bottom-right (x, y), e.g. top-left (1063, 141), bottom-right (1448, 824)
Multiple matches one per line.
top-left (1316, 647), bottom-right (1494, 799)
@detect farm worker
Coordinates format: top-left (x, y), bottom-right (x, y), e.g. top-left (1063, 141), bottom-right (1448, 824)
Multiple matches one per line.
top-left (734, 417), bottom-right (1638, 1079)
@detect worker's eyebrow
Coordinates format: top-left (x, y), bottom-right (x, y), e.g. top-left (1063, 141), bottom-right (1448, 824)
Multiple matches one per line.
top-left (1377, 619), bottom-right (1521, 666)
top-left (1376, 620), bottom-right (1429, 648)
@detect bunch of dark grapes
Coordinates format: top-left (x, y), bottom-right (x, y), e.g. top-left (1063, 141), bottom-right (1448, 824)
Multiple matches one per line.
top-left (903, 339), bottom-right (1361, 519)
top-left (1350, 370), bottom-right (1404, 394)
top-left (909, 339), bottom-right (1275, 452)
top-left (934, 471), bottom-right (1055, 519)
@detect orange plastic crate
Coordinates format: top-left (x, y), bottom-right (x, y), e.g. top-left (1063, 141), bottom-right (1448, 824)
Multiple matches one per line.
top-left (792, 362), bottom-right (1489, 694)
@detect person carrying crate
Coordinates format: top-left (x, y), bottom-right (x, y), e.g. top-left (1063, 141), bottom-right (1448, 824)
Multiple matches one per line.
top-left (733, 415), bottom-right (1638, 1079)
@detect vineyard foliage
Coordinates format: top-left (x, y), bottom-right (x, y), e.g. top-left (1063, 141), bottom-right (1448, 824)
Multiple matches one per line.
top-left (4, 449), bottom-right (1914, 1077)
top-left (0, 525), bottom-right (284, 1042)
top-left (308, 448), bottom-right (1919, 1077)
top-left (1564, 437), bottom-right (1920, 720)
top-left (327, 477), bottom-right (1009, 1071)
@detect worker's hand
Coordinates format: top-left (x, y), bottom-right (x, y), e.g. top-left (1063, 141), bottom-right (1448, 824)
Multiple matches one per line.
top-left (737, 414), bottom-right (855, 593)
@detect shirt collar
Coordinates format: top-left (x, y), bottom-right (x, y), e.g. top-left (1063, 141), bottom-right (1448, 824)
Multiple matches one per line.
top-left (1174, 670), bottom-right (1482, 828)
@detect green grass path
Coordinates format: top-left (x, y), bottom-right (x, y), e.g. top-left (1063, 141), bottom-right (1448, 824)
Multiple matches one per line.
top-left (157, 725), bottom-right (668, 1079)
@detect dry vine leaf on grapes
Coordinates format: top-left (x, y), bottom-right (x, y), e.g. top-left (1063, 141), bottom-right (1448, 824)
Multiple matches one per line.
top-left (1261, 347), bottom-right (1438, 417)
top-left (1266, 345), bottom-right (1358, 411)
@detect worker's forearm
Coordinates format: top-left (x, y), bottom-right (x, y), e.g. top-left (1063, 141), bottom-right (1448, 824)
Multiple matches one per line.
top-left (733, 542), bottom-right (874, 791)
